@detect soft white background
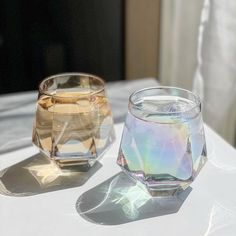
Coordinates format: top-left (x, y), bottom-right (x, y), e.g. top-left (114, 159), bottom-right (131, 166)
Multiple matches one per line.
top-left (159, 0), bottom-right (236, 146)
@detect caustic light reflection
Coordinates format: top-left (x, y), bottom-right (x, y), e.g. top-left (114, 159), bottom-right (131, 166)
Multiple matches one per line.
top-left (24, 160), bottom-right (77, 187)
top-left (77, 173), bottom-right (188, 224)
top-left (110, 183), bottom-right (151, 220)
top-left (204, 201), bottom-right (236, 235)
top-left (79, 174), bottom-right (151, 220)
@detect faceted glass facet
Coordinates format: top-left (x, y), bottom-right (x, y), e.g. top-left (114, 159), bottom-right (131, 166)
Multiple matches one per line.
top-left (33, 73), bottom-right (115, 170)
top-left (117, 87), bottom-right (207, 197)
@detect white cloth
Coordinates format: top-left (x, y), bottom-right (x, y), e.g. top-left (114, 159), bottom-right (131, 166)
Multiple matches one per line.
top-left (159, 0), bottom-right (203, 90)
top-left (194, 0), bottom-right (236, 145)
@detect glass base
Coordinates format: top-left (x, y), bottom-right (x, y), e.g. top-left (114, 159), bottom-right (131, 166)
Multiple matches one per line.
top-left (117, 146), bottom-right (207, 197)
top-left (51, 139), bottom-right (115, 171)
top-left (120, 167), bottom-right (194, 198)
top-left (54, 157), bottom-right (96, 172)
top-left (146, 183), bottom-right (190, 197)
top-left (34, 130), bottom-right (115, 172)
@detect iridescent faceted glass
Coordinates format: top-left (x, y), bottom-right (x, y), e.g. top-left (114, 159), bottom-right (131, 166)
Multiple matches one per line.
top-left (33, 73), bottom-right (115, 170)
top-left (117, 87), bottom-right (207, 197)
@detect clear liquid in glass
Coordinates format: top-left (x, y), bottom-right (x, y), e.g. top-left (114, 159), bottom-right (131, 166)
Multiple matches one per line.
top-left (33, 91), bottom-right (115, 169)
top-left (117, 95), bottom-right (207, 196)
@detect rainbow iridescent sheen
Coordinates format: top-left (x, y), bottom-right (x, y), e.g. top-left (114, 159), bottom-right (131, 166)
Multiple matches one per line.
top-left (117, 93), bottom-right (207, 196)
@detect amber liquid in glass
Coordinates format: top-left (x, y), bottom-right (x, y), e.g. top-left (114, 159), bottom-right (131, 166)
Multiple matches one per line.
top-left (33, 91), bottom-right (115, 169)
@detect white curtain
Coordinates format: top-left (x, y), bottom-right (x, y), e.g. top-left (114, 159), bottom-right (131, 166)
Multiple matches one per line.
top-left (194, 0), bottom-right (236, 145)
top-left (159, 0), bottom-right (203, 90)
top-left (159, 0), bottom-right (236, 146)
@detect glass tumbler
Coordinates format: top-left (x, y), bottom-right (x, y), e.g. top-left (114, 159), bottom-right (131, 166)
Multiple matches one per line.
top-left (33, 73), bottom-right (115, 170)
top-left (117, 87), bottom-right (207, 197)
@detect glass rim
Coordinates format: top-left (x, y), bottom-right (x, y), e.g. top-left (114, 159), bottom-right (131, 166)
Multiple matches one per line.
top-left (39, 72), bottom-right (105, 98)
top-left (129, 86), bottom-right (201, 115)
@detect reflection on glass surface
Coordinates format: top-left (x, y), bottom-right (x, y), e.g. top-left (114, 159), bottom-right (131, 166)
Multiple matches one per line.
top-left (117, 87), bottom-right (207, 197)
top-left (33, 73), bottom-right (115, 170)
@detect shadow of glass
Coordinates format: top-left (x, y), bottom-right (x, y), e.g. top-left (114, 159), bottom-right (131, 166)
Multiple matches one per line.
top-left (76, 172), bottom-right (192, 225)
top-left (0, 153), bottom-right (102, 197)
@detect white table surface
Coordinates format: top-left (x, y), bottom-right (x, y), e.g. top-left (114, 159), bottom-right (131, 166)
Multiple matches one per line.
top-left (1, 79), bottom-right (236, 236)
top-left (1, 123), bottom-right (236, 236)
